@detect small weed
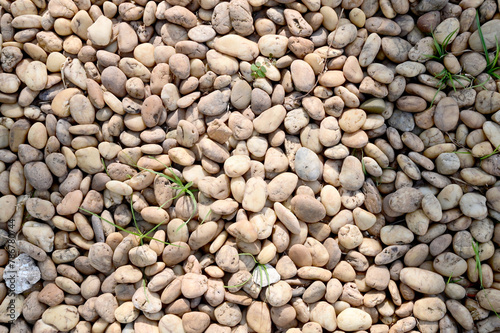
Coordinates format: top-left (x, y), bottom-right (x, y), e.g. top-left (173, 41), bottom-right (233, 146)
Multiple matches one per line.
top-left (79, 196), bottom-right (175, 247)
top-left (424, 28), bottom-right (478, 106)
top-left (224, 253), bottom-right (271, 293)
top-left (96, 154), bottom-right (202, 235)
top-left (430, 68), bottom-right (474, 106)
top-left (78, 203), bottom-right (177, 306)
top-left (138, 156), bottom-right (199, 231)
top-left (453, 143), bottom-right (499, 166)
top-left (476, 12), bottom-right (500, 80)
top-left (251, 62), bottom-right (267, 78)
top-left (267, 53), bottom-right (277, 66)
top-left (426, 28), bottom-right (458, 61)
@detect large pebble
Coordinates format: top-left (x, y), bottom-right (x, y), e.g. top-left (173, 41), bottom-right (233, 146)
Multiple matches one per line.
top-left (214, 35), bottom-right (259, 61)
top-left (400, 268), bottom-right (445, 294)
top-left (291, 60), bottom-right (315, 93)
top-left (41, 305), bottom-right (79, 331)
top-left (337, 308), bottom-right (372, 331)
top-left (294, 147), bottom-right (322, 181)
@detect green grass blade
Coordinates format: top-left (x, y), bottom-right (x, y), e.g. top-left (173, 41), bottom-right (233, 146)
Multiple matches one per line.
top-left (476, 11), bottom-right (490, 65)
top-left (79, 207), bottom-right (141, 237)
top-left (142, 218), bottom-right (167, 237)
top-left (102, 158), bottom-right (110, 178)
top-left (165, 166), bottom-right (183, 186)
top-left (258, 265), bottom-right (264, 289)
top-left (223, 276), bottom-right (252, 289)
top-left (174, 191), bottom-right (198, 232)
top-left (472, 240), bottom-right (483, 288)
top-left (442, 28), bottom-right (458, 50)
top-left (430, 30), bottom-right (443, 57)
top-left (137, 165), bottom-right (177, 183)
top-left (143, 235), bottom-right (178, 246)
top-left (446, 273), bottom-right (453, 285)
top-left (200, 209), bottom-right (212, 225)
top-left (491, 37), bottom-right (500, 70)
top-left (480, 144), bottom-right (500, 160)
top-left (129, 195), bottom-right (142, 236)
top-left (143, 278), bottom-right (150, 303)
top-left (238, 252), bottom-right (258, 263)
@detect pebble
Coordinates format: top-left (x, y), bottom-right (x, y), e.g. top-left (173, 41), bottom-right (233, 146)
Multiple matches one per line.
top-left (399, 268), bottom-right (445, 294)
top-left (337, 308), bottom-right (372, 331)
top-left (294, 147), bottom-right (322, 181)
top-left (41, 305), bottom-right (79, 331)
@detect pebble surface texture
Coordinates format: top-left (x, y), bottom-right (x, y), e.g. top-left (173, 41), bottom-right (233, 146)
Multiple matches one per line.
top-left (0, 0), bottom-right (500, 332)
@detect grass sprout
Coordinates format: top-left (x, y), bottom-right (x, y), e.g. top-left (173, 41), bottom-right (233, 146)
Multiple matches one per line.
top-left (425, 28), bottom-right (458, 61)
top-left (79, 197), bottom-right (175, 247)
top-left (424, 27), bottom-right (482, 106)
top-left (251, 62), bottom-right (267, 78)
top-left (224, 253), bottom-right (271, 293)
top-left (137, 156), bottom-right (199, 232)
top-left (98, 153), bottom-right (204, 236)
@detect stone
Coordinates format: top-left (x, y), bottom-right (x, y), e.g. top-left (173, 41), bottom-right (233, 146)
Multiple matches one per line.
top-left (294, 147), bottom-right (322, 181)
top-left (253, 264), bottom-right (280, 287)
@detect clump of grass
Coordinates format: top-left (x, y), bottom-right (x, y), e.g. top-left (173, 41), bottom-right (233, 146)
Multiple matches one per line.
top-left (251, 62), bottom-right (267, 78)
top-left (224, 253), bottom-right (271, 292)
top-left (476, 12), bottom-right (500, 80)
top-left (426, 28), bottom-right (458, 62)
top-left (424, 28), bottom-right (478, 105)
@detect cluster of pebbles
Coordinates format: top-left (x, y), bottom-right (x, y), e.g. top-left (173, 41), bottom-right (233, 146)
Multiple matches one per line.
top-left (1, 0), bottom-right (500, 331)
